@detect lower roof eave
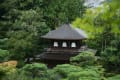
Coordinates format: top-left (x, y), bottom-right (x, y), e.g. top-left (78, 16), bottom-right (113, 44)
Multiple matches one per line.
top-left (41, 37), bottom-right (87, 40)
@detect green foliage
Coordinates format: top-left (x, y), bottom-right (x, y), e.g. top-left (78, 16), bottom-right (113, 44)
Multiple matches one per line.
top-left (72, 0), bottom-right (120, 74)
top-left (99, 33), bottom-right (120, 73)
top-left (1, 63), bottom-right (49, 80)
top-left (51, 64), bottom-right (105, 80)
top-left (0, 63), bottom-right (16, 79)
top-left (73, 0), bottom-right (120, 36)
top-left (21, 63), bottom-right (48, 78)
top-left (2, 72), bottom-right (41, 80)
top-left (0, 66), bottom-right (6, 78)
top-left (0, 49), bottom-right (10, 62)
top-left (70, 51), bottom-right (97, 67)
top-left (0, 0), bottom-right (85, 65)
top-left (5, 9), bottom-right (50, 61)
top-left (101, 46), bottom-right (120, 72)
top-left (0, 63), bottom-right (106, 80)
top-left (0, 0), bottom-right (120, 79)
top-left (43, 0), bottom-right (86, 29)
top-left (108, 75), bottom-right (120, 80)
top-left (72, 0), bottom-right (120, 51)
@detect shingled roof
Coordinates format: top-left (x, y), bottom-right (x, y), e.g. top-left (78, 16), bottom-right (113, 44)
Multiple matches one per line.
top-left (41, 24), bottom-right (87, 40)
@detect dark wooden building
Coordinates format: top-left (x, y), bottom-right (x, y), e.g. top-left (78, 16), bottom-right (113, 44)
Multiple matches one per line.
top-left (37, 24), bottom-right (88, 67)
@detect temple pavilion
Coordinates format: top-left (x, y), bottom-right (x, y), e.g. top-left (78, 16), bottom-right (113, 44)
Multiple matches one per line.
top-left (36, 24), bottom-right (88, 66)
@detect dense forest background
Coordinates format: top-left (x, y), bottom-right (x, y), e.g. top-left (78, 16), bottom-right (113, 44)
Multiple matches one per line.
top-left (0, 0), bottom-right (120, 80)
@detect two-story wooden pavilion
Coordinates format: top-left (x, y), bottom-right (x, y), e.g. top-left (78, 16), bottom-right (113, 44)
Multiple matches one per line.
top-left (37, 24), bottom-right (88, 66)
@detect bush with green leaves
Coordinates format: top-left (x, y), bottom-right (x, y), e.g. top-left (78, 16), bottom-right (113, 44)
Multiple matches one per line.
top-left (0, 64), bottom-right (16, 79)
top-left (51, 64), bottom-right (105, 80)
top-left (70, 51), bottom-right (97, 67)
top-left (0, 63), bottom-right (49, 80)
top-left (2, 72), bottom-right (47, 80)
top-left (21, 63), bottom-right (48, 79)
top-left (101, 46), bottom-right (120, 73)
top-left (2, 72), bottom-right (41, 80)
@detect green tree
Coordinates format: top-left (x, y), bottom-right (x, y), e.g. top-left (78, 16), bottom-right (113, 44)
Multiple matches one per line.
top-left (72, 0), bottom-right (120, 73)
top-left (43, 0), bottom-right (86, 29)
top-left (72, 0), bottom-right (120, 51)
top-left (0, 0), bottom-right (86, 64)
top-left (101, 43), bottom-right (120, 73)
top-left (5, 9), bottom-right (50, 64)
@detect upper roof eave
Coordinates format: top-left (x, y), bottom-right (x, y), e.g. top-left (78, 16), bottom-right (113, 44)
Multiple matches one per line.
top-left (41, 24), bottom-right (88, 40)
